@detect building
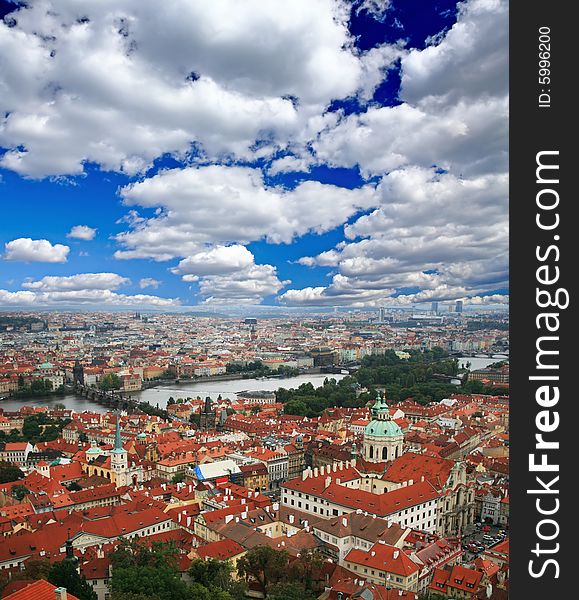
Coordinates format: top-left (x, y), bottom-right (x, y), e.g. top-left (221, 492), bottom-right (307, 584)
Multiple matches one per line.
top-left (363, 395), bottom-right (404, 463)
top-left (239, 462), bottom-right (269, 491)
top-left (199, 397), bottom-right (216, 430)
top-left (429, 565), bottom-right (483, 598)
top-left (344, 543), bottom-right (421, 591)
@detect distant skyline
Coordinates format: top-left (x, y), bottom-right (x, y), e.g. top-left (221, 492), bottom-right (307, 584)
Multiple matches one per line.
top-left (0, 0), bottom-right (508, 311)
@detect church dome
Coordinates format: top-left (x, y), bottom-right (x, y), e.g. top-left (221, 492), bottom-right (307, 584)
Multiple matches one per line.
top-left (364, 419), bottom-right (403, 438)
top-left (364, 396), bottom-right (403, 438)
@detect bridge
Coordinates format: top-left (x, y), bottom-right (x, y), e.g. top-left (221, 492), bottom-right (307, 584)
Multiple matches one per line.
top-left (449, 351), bottom-right (509, 359)
top-left (74, 384), bottom-right (141, 410)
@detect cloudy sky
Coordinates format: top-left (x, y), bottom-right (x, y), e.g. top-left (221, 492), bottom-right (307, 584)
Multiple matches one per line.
top-left (0, 0), bottom-right (508, 310)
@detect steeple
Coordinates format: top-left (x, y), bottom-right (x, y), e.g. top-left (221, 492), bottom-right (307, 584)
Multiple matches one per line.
top-left (112, 411), bottom-right (123, 454)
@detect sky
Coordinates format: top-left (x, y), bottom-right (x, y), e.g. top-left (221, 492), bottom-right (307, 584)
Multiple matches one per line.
top-left (0, 0), bottom-right (508, 312)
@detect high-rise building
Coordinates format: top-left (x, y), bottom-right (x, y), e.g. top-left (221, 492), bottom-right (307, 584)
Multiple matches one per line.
top-left (455, 300), bottom-right (464, 314)
top-left (378, 307), bottom-right (387, 323)
top-left (431, 301), bottom-right (439, 314)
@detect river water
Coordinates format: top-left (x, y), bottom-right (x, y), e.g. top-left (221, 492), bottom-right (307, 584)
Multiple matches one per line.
top-left (0, 373), bottom-right (346, 413)
top-left (1, 355), bottom-right (508, 413)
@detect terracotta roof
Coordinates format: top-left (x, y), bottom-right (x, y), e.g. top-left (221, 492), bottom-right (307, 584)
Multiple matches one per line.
top-left (345, 542), bottom-right (419, 577)
top-left (197, 539), bottom-right (245, 561)
top-left (3, 579), bottom-right (80, 600)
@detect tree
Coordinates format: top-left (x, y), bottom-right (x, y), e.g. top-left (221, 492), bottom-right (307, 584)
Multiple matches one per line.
top-left (53, 403), bottom-right (66, 410)
top-left (110, 540), bottom-right (191, 600)
top-left (22, 415), bottom-right (42, 439)
top-left (48, 560), bottom-right (97, 600)
top-left (188, 558), bottom-right (246, 599)
top-left (10, 559), bottom-right (52, 582)
top-left (268, 582), bottom-right (316, 600)
top-left (99, 373), bottom-right (122, 391)
top-left (79, 431), bottom-right (89, 443)
top-left (171, 472), bottom-right (186, 484)
top-left (11, 484), bottom-right (30, 501)
top-left (0, 461), bottom-right (24, 484)
top-left (237, 546), bottom-right (289, 596)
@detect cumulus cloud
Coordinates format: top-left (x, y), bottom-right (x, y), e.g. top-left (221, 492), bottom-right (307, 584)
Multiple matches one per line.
top-left (172, 245), bottom-right (254, 279)
top-left (22, 272), bottom-right (130, 292)
top-left (313, 0), bottom-right (508, 178)
top-left (0, 288), bottom-right (180, 308)
top-left (200, 264), bottom-right (289, 305)
top-left (0, 0), bottom-right (401, 178)
top-left (67, 225), bottom-right (97, 240)
top-left (139, 277), bottom-right (161, 289)
top-left (4, 238), bottom-right (70, 263)
top-left (114, 165), bottom-right (378, 260)
top-left (170, 245), bottom-right (287, 304)
top-left (285, 166), bottom-right (508, 307)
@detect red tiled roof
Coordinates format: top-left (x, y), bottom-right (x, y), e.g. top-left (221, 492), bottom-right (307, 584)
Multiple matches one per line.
top-left (197, 539), bottom-right (245, 561)
top-left (3, 579), bottom-right (80, 600)
top-left (345, 542), bottom-right (419, 577)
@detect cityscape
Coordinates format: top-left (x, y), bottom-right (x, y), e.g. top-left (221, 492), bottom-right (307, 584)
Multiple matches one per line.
top-left (0, 0), bottom-right (509, 599)
top-left (0, 308), bottom-right (509, 600)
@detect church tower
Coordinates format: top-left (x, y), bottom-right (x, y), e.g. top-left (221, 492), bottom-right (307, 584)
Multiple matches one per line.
top-left (363, 393), bottom-right (404, 463)
top-left (110, 412), bottom-right (129, 486)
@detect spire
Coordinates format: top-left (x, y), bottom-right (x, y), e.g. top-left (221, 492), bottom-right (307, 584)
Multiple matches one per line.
top-left (112, 411), bottom-right (123, 453)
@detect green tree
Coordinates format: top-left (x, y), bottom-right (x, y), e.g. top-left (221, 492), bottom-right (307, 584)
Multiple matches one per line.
top-left (189, 558), bottom-right (245, 599)
top-left (268, 582), bottom-right (316, 600)
top-left (171, 472), bottom-right (186, 484)
top-left (0, 461), bottom-right (24, 484)
top-left (48, 560), bottom-right (97, 600)
top-left (11, 484), bottom-right (30, 501)
top-left (99, 373), bottom-right (122, 391)
top-left (110, 540), bottom-right (191, 600)
top-left (22, 415), bottom-right (42, 438)
top-left (237, 546), bottom-right (289, 597)
top-left (53, 402), bottom-right (66, 410)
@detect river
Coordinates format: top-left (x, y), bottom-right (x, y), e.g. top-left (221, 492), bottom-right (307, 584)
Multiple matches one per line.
top-left (0, 373), bottom-right (346, 413)
top-left (1, 355), bottom-right (508, 413)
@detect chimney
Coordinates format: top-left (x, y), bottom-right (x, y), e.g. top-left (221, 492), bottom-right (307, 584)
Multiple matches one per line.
top-left (342, 517), bottom-right (348, 528)
top-left (54, 588), bottom-right (67, 600)
top-left (325, 476), bottom-right (332, 488)
top-left (314, 467), bottom-right (319, 478)
top-left (393, 550), bottom-right (399, 559)
top-left (371, 551), bottom-right (375, 557)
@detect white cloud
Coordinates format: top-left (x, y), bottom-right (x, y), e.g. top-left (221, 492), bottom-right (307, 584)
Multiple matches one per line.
top-left (139, 277), bottom-right (161, 289)
top-left (0, 288), bottom-right (179, 307)
top-left (355, 0), bottom-right (393, 21)
top-left (0, 0), bottom-right (400, 178)
top-left (0, 271), bottom-right (178, 307)
top-left (400, 0), bottom-right (508, 106)
top-left (173, 245), bottom-right (254, 278)
top-left (199, 264), bottom-right (289, 305)
top-left (22, 273), bottom-right (129, 292)
top-left (2, 271), bottom-right (177, 307)
top-left (4, 238), bottom-right (70, 263)
top-left (170, 245), bottom-right (287, 304)
top-left (285, 166), bottom-right (508, 306)
top-left (114, 165), bottom-right (378, 260)
top-left (67, 225), bottom-right (97, 240)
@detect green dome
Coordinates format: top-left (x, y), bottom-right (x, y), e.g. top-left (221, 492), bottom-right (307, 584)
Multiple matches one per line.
top-left (364, 419), bottom-right (403, 438)
top-left (364, 395), bottom-right (402, 438)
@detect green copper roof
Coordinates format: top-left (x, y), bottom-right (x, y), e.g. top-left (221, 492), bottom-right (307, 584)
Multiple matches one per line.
top-left (364, 419), bottom-right (403, 438)
top-left (111, 412), bottom-right (124, 454)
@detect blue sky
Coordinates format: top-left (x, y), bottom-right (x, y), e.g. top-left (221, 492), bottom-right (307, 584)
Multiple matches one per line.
top-left (0, 0), bottom-right (508, 311)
